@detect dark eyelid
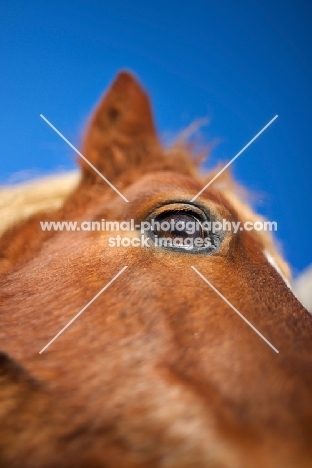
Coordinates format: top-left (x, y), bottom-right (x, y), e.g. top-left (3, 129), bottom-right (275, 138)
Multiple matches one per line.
top-left (147, 202), bottom-right (210, 224)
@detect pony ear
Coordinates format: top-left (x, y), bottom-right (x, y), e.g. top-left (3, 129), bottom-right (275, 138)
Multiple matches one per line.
top-left (80, 71), bottom-right (161, 183)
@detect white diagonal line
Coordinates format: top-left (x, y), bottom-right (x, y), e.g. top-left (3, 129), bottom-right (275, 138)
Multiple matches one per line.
top-left (191, 266), bottom-right (279, 353)
top-left (40, 114), bottom-right (129, 202)
top-left (191, 115), bottom-right (278, 201)
top-left (39, 266), bottom-right (128, 354)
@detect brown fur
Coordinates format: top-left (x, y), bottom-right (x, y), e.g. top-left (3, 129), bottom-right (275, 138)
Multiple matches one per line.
top-left (0, 72), bottom-right (311, 467)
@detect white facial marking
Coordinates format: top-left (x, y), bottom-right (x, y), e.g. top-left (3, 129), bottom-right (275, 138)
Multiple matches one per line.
top-left (263, 249), bottom-right (292, 290)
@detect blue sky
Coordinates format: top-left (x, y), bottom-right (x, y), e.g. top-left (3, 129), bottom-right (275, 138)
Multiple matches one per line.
top-left (1, 0), bottom-right (311, 274)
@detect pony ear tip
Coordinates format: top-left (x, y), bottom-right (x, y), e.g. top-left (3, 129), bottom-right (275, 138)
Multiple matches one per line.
top-left (113, 70), bottom-right (140, 89)
top-left (116, 69), bottom-right (136, 80)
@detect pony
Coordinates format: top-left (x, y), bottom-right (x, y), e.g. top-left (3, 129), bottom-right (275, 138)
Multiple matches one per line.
top-left (0, 71), bottom-right (311, 468)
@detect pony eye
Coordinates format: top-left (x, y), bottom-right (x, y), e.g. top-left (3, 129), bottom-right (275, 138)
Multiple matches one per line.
top-left (153, 211), bottom-right (204, 242)
top-left (146, 204), bottom-right (220, 253)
